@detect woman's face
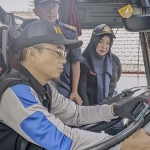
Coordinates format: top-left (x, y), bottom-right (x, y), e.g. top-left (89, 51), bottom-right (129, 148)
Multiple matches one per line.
top-left (96, 35), bottom-right (111, 56)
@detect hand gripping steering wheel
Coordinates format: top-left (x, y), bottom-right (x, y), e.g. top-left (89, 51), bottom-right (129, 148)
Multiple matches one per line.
top-left (80, 86), bottom-right (150, 150)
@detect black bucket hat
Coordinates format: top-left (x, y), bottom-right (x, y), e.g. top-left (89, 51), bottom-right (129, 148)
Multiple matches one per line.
top-left (15, 20), bottom-right (83, 51)
top-left (92, 24), bottom-right (116, 39)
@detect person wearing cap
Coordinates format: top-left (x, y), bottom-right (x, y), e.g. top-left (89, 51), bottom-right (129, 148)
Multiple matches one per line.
top-left (78, 24), bottom-right (123, 135)
top-left (0, 20), bottom-right (150, 150)
top-left (33, 0), bottom-right (83, 105)
top-left (79, 24), bottom-right (121, 105)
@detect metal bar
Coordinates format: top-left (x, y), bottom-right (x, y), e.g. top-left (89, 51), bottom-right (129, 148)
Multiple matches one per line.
top-left (0, 23), bottom-right (8, 65)
top-left (1, 29), bottom-right (8, 65)
top-left (140, 32), bottom-right (150, 86)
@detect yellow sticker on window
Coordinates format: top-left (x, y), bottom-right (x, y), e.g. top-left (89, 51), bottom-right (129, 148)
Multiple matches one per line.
top-left (118, 4), bottom-right (133, 18)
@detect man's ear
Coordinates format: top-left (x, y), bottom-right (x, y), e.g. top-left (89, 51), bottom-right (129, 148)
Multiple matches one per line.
top-left (26, 47), bottom-right (38, 63)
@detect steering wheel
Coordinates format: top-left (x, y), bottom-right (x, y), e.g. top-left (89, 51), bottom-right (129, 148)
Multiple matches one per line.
top-left (87, 118), bottom-right (144, 150)
top-left (80, 87), bottom-right (142, 132)
top-left (80, 86), bottom-right (150, 150)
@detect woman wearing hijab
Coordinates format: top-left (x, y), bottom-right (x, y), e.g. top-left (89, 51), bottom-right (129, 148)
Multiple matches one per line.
top-left (78, 24), bottom-right (123, 135)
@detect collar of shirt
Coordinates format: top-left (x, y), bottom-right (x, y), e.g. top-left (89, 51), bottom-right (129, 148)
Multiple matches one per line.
top-left (17, 64), bottom-right (47, 97)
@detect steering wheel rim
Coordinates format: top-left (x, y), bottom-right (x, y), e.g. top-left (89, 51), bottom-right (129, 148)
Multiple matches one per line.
top-left (80, 118), bottom-right (122, 132)
top-left (87, 117), bottom-right (144, 150)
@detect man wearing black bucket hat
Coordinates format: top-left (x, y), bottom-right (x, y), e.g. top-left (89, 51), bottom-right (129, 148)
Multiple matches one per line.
top-left (33, 0), bottom-right (83, 105)
top-left (0, 20), bottom-right (150, 150)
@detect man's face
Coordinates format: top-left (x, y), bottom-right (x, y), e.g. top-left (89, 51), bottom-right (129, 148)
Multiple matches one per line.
top-left (28, 43), bottom-right (66, 80)
top-left (33, 2), bottom-right (59, 23)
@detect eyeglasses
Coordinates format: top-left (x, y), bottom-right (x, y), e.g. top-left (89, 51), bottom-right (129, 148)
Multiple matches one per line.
top-left (33, 45), bottom-right (67, 59)
top-left (43, 47), bottom-right (67, 59)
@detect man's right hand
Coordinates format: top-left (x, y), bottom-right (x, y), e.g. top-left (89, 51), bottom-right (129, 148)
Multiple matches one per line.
top-left (121, 129), bottom-right (150, 150)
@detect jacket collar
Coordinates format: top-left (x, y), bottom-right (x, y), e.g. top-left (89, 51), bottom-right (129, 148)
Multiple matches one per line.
top-left (17, 64), bottom-right (47, 97)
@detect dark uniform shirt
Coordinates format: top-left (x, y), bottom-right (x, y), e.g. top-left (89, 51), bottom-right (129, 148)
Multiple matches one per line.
top-left (56, 21), bottom-right (83, 98)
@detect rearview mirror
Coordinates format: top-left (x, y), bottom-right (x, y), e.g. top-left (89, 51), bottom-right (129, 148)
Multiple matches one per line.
top-left (123, 14), bottom-right (150, 32)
